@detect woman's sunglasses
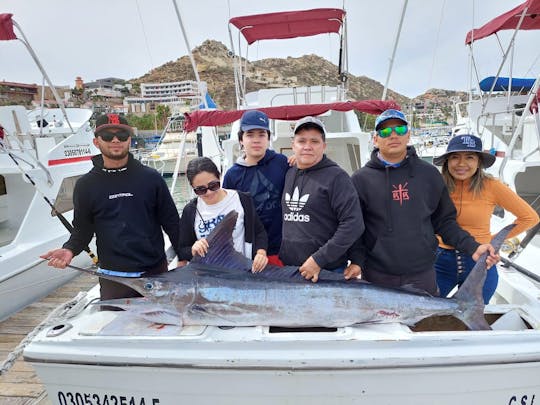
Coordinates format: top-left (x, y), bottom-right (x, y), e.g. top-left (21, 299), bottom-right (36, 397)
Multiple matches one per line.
top-left (193, 180), bottom-right (220, 195)
top-left (377, 125), bottom-right (408, 138)
top-left (98, 130), bottom-right (131, 142)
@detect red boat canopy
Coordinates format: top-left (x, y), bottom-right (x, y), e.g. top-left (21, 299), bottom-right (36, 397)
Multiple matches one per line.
top-left (229, 8), bottom-right (345, 45)
top-left (183, 100), bottom-right (400, 132)
top-left (465, 0), bottom-right (540, 44)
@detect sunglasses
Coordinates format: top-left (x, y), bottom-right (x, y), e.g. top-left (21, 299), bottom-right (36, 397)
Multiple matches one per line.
top-left (377, 125), bottom-right (408, 138)
top-left (98, 130), bottom-right (131, 142)
top-left (193, 180), bottom-right (220, 195)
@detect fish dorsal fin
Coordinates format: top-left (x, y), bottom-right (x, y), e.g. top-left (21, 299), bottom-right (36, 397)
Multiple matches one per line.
top-left (191, 210), bottom-right (252, 271)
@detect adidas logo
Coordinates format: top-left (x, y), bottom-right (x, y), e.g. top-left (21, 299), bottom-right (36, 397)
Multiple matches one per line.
top-left (284, 187), bottom-right (310, 222)
top-left (285, 187), bottom-right (309, 212)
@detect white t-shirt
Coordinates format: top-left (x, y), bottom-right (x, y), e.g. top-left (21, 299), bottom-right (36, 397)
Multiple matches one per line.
top-left (194, 189), bottom-right (248, 257)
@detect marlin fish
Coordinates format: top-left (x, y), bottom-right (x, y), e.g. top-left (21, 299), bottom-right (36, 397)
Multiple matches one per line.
top-left (78, 212), bottom-right (514, 331)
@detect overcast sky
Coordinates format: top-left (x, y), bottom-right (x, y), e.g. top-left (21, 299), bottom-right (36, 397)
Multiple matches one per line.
top-left (2, 0), bottom-right (539, 98)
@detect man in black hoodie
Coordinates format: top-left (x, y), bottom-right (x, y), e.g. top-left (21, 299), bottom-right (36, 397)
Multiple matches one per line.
top-left (41, 114), bottom-right (180, 299)
top-left (347, 109), bottom-right (497, 295)
top-left (279, 116), bottom-right (364, 282)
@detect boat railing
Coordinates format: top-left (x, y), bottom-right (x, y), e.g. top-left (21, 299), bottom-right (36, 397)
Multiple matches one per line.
top-left (499, 78), bottom-right (540, 181)
top-left (268, 86), bottom-right (343, 108)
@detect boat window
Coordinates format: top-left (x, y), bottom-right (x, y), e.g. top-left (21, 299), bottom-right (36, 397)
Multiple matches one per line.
top-left (51, 175), bottom-right (82, 216)
top-left (0, 173), bottom-right (34, 247)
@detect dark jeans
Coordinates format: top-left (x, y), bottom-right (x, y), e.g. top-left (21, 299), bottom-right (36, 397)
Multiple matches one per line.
top-left (434, 247), bottom-right (497, 304)
top-left (362, 267), bottom-right (439, 296)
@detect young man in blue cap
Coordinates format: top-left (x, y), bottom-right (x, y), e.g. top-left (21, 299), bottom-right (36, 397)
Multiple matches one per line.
top-left (346, 109), bottom-right (498, 294)
top-left (42, 113), bottom-right (181, 300)
top-left (223, 110), bottom-right (289, 265)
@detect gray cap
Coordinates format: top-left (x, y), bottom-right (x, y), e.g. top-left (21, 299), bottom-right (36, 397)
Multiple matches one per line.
top-left (293, 116), bottom-right (326, 140)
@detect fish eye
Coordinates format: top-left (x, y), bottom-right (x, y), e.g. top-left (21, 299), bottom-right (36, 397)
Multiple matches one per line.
top-left (144, 282), bottom-right (153, 290)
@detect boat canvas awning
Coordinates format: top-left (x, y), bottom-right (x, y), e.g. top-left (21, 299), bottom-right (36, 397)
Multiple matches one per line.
top-left (465, 0), bottom-right (540, 44)
top-left (0, 13), bottom-right (17, 41)
top-left (183, 100), bottom-right (399, 132)
top-left (229, 8), bottom-right (345, 44)
top-left (479, 76), bottom-right (537, 92)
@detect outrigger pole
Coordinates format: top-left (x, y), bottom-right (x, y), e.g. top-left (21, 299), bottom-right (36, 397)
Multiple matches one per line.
top-left (3, 14), bottom-right (76, 134)
top-left (0, 140), bottom-right (98, 265)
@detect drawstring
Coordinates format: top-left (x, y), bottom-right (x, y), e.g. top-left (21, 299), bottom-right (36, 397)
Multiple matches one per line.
top-left (195, 203), bottom-right (211, 232)
top-left (384, 166), bottom-right (393, 232)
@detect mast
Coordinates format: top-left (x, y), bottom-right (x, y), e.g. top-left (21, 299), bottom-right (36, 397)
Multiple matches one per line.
top-left (382, 0), bottom-right (408, 101)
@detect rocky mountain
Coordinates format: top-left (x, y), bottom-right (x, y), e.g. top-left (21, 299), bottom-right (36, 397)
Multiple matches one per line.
top-left (134, 40), bottom-right (409, 111)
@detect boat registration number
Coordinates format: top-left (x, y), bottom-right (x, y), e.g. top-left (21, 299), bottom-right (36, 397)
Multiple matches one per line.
top-left (508, 394), bottom-right (536, 405)
top-left (57, 391), bottom-right (160, 405)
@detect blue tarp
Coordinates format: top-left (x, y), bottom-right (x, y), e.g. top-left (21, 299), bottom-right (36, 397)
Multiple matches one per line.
top-left (479, 76), bottom-right (536, 92)
top-left (199, 92), bottom-right (218, 109)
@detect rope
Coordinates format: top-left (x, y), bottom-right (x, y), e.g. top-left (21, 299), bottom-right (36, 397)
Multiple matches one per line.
top-left (0, 291), bottom-right (90, 376)
top-left (427, 0), bottom-right (446, 90)
top-left (135, 0), bottom-right (155, 72)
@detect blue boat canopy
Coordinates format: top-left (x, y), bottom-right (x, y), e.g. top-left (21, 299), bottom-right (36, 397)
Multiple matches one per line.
top-left (479, 76), bottom-right (536, 92)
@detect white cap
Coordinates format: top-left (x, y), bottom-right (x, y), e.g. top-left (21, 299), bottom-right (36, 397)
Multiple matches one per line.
top-left (293, 116), bottom-right (326, 139)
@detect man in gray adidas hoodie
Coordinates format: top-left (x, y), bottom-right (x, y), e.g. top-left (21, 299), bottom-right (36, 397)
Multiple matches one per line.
top-left (279, 116), bottom-right (365, 282)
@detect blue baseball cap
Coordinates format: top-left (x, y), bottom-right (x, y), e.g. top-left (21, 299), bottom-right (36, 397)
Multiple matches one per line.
top-left (433, 134), bottom-right (496, 168)
top-left (375, 109), bottom-right (408, 130)
top-left (240, 110), bottom-right (270, 132)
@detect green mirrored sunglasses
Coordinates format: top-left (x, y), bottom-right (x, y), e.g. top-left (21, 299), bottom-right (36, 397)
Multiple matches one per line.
top-left (377, 125), bottom-right (408, 138)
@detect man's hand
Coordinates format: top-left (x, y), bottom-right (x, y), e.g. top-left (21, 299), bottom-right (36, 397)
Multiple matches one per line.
top-left (299, 256), bottom-right (321, 283)
top-left (252, 249), bottom-right (268, 273)
top-left (287, 154), bottom-right (297, 167)
top-left (472, 243), bottom-right (500, 267)
top-left (344, 263), bottom-right (362, 280)
top-left (40, 248), bottom-right (74, 269)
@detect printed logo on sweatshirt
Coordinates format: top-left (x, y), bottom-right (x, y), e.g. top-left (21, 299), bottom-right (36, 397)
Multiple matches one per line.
top-left (284, 187), bottom-right (310, 222)
top-left (108, 192), bottom-right (134, 200)
top-left (392, 182), bottom-right (409, 206)
top-left (251, 172), bottom-right (281, 212)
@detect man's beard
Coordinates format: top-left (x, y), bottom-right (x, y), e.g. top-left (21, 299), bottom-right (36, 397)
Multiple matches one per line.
top-left (101, 148), bottom-right (129, 161)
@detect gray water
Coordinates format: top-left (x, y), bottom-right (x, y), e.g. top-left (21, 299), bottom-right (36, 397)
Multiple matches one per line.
top-left (165, 175), bottom-right (192, 212)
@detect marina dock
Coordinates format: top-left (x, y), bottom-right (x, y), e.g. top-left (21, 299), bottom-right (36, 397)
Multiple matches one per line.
top-left (0, 273), bottom-right (98, 405)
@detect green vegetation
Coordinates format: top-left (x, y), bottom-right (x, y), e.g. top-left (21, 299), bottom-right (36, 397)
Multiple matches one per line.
top-left (126, 114), bottom-right (159, 131)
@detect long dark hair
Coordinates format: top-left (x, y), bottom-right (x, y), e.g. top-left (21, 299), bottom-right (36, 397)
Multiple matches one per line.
top-left (441, 153), bottom-right (493, 197)
top-left (186, 157), bottom-right (221, 185)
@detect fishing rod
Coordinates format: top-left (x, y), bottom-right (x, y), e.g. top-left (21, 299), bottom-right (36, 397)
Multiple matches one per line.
top-left (66, 264), bottom-right (145, 278)
top-left (1, 140), bottom-right (98, 264)
top-left (500, 257), bottom-right (540, 284)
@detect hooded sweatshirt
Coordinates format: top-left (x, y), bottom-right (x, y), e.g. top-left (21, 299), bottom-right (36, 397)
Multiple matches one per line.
top-left (223, 149), bottom-right (289, 255)
top-left (349, 146), bottom-right (479, 275)
top-left (63, 153), bottom-right (180, 272)
top-left (279, 155), bottom-right (364, 269)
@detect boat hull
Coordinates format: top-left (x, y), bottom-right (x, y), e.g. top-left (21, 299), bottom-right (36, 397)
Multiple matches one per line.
top-left (23, 290), bottom-right (540, 405)
top-left (28, 344), bottom-right (540, 405)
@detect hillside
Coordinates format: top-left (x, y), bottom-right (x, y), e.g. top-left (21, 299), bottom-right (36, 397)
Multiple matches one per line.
top-left (134, 40), bottom-right (409, 111)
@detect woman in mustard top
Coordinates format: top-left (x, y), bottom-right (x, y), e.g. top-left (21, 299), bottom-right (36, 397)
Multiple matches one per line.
top-left (433, 134), bottom-right (539, 303)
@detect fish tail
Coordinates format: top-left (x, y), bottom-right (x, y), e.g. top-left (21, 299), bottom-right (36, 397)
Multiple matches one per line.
top-left (453, 224), bottom-right (516, 331)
